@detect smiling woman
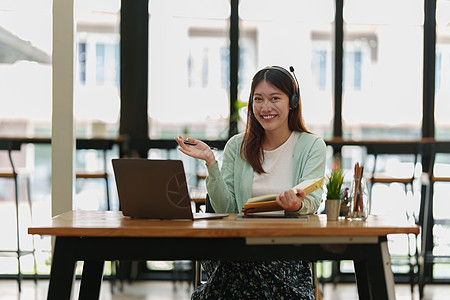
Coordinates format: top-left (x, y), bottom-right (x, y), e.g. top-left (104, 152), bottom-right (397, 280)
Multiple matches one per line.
top-left (175, 66), bottom-right (326, 299)
top-left (242, 66), bottom-right (311, 174)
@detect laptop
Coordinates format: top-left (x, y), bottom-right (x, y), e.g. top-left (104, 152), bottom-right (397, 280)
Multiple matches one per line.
top-left (112, 158), bottom-right (228, 220)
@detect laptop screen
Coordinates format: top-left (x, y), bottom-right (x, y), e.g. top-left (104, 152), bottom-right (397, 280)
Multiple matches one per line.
top-left (112, 159), bottom-right (194, 219)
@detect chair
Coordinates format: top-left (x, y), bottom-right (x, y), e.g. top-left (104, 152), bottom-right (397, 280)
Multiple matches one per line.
top-left (194, 195), bottom-right (321, 300)
top-left (75, 139), bottom-right (114, 211)
top-left (172, 171), bottom-right (208, 291)
top-left (190, 173), bottom-right (207, 213)
top-left (194, 194), bottom-right (213, 289)
top-left (0, 140), bottom-right (37, 292)
top-left (418, 141), bottom-right (450, 298)
top-left (76, 139), bottom-right (118, 292)
top-left (367, 148), bottom-right (418, 198)
top-left (365, 142), bottom-right (422, 292)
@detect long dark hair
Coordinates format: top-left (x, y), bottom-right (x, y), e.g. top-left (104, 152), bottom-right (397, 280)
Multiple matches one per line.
top-left (240, 67), bottom-right (310, 174)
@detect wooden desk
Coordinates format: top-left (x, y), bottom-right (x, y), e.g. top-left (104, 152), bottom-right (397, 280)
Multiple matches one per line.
top-left (29, 210), bottom-right (419, 300)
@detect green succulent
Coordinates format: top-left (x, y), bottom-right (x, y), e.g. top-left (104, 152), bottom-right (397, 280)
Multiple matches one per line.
top-left (326, 166), bottom-right (345, 200)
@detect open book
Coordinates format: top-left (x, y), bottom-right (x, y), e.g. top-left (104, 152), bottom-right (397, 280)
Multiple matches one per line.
top-left (242, 177), bottom-right (324, 215)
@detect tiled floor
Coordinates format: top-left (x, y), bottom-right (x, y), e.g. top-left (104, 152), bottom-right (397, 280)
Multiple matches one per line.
top-left (1, 279), bottom-right (450, 300)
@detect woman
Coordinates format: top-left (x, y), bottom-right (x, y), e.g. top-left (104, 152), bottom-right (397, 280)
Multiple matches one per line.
top-left (175, 66), bottom-right (326, 299)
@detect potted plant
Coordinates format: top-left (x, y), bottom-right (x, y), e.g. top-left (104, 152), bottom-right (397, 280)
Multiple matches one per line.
top-left (325, 166), bottom-right (346, 219)
top-left (325, 166), bottom-right (345, 200)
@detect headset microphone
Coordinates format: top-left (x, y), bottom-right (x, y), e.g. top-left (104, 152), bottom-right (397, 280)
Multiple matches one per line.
top-left (289, 66), bottom-right (300, 99)
top-left (288, 66), bottom-right (300, 109)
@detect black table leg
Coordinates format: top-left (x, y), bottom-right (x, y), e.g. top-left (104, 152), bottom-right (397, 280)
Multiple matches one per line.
top-left (47, 237), bottom-right (77, 300)
top-left (354, 238), bottom-right (395, 300)
top-left (79, 260), bottom-right (105, 300)
top-left (418, 256), bottom-right (425, 299)
top-left (354, 258), bottom-right (371, 299)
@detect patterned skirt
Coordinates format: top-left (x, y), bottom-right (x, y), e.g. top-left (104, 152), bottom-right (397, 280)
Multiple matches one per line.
top-left (191, 260), bottom-right (315, 300)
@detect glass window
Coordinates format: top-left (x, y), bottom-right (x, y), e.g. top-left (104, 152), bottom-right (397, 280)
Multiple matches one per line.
top-left (78, 42), bottom-right (87, 85)
top-left (95, 43), bottom-right (105, 85)
top-left (0, 0), bottom-right (53, 276)
top-left (436, 0), bottom-right (450, 140)
top-left (239, 0), bottom-right (335, 139)
top-left (73, 1), bottom-right (121, 214)
top-left (342, 0), bottom-right (424, 140)
top-left (343, 50), bottom-right (363, 91)
top-left (75, 0), bottom-right (121, 139)
top-left (148, 0), bottom-right (230, 140)
top-left (341, 0), bottom-right (424, 279)
top-left (312, 49), bottom-right (328, 91)
top-left (0, 0), bottom-right (52, 132)
top-left (432, 5), bottom-right (450, 279)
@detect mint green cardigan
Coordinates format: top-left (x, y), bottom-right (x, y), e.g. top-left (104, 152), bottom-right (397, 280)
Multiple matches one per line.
top-left (206, 132), bottom-right (327, 214)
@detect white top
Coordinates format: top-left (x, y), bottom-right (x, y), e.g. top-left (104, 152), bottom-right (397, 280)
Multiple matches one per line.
top-left (252, 131), bottom-right (300, 197)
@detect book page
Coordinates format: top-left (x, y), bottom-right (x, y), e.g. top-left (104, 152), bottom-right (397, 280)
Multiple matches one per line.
top-left (246, 177), bottom-right (324, 204)
top-left (246, 193), bottom-right (278, 204)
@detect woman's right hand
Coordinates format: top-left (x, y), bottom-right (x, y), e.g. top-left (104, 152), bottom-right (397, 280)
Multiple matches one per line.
top-left (174, 136), bottom-right (216, 166)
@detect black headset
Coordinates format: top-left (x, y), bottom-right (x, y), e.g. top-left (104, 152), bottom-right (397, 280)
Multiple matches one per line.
top-left (259, 65), bottom-right (300, 109)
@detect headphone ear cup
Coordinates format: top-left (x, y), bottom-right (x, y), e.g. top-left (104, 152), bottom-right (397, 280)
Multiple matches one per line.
top-left (290, 94), bottom-right (299, 109)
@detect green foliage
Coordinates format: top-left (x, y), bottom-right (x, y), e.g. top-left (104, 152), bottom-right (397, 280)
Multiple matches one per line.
top-left (230, 99), bottom-right (248, 123)
top-left (326, 166), bottom-right (345, 200)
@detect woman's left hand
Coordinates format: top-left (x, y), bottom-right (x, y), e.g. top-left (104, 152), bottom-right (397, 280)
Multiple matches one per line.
top-left (276, 188), bottom-right (306, 212)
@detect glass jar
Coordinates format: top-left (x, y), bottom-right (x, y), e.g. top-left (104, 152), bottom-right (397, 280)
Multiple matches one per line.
top-left (348, 176), bottom-right (370, 220)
